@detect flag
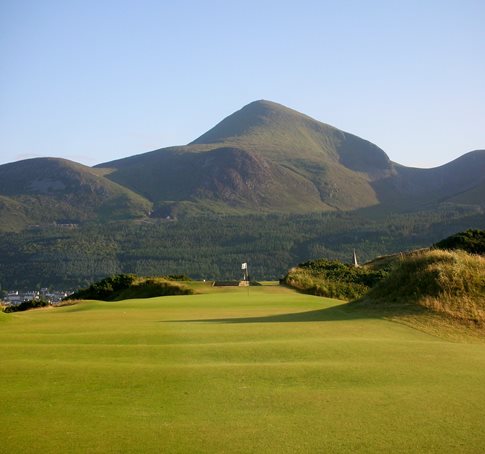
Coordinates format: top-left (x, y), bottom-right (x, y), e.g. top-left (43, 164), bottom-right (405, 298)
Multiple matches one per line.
top-left (241, 263), bottom-right (247, 270)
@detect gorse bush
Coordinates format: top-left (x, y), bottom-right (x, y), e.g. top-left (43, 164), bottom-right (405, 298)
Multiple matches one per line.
top-left (3, 299), bottom-right (50, 313)
top-left (434, 229), bottom-right (485, 255)
top-left (66, 274), bottom-right (193, 301)
top-left (283, 259), bottom-right (390, 300)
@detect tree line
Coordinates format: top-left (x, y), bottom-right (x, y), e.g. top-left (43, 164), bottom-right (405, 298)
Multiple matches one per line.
top-left (0, 203), bottom-right (483, 290)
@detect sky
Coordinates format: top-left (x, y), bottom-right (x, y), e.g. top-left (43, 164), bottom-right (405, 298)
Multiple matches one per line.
top-left (1, 0), bottom-right (484, 168)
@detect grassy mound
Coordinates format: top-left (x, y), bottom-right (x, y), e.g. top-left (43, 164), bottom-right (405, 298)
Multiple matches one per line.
top-left (283, 259), bottom-right (390, 300)
top-left (66, 274), bottom-right (193, 301)
top-left (355, 249), bottom-right (485, 327)
top-left (434, 229), bottom-right (485, 255)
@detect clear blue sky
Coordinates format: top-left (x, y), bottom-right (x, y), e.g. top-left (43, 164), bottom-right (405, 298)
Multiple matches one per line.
top-left (1, 0), bottom-right (484, 168)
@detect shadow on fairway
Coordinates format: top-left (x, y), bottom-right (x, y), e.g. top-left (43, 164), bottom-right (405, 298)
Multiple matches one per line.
top-left (165, 305), bottom-right (378, 324)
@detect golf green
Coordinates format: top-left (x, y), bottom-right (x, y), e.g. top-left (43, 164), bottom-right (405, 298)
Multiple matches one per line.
top-left (1, 286), bottom-right (484, 453)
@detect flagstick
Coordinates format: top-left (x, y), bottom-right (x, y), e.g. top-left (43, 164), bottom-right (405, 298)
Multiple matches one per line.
top-left (241, 260), bottom-right (250, 296)
top-left (247, 259), bottom-right (249, 297)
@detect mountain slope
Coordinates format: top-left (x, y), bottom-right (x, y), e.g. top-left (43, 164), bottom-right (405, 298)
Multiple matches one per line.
top-left (1, 100), bottom-right (484, 225)
top-left (98, 100), bottom-right (397, 214)
top-left (191, 100), bottom-right (392, 178)
top-left (373, 149), bottom-right (485, 207)
top-left (99, 146), bottom-right (332, 214)
top-left (98, 100), bottom-right (485, 215)
top-left (0, 158), bottom-right (152, 229)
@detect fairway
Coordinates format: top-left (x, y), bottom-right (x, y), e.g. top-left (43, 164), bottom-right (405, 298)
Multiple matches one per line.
top-left (1, 286), bottom-right (485, 453)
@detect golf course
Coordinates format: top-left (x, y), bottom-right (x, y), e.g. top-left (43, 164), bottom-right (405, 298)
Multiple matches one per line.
top-left (1, 284), bottom-right (485, 453)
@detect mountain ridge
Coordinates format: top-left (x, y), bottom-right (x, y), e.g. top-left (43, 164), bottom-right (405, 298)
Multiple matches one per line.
top-left (0, 100), bottom-right (484, 229)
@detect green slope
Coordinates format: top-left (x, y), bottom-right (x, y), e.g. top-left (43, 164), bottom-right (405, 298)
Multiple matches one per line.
top-left (98, 100), bottom-right (396, 214)
top-left (192, 100), bottom-right (392, 176)
top-left (101, 146), bottom-right (332, 214)
top-left (0, 157), bottom-right (152, 230)
top-left (0, 195), bottom-right (30, 232)
top-left (1, 287), bottom-right (485, 453)
top-left (98, 101), bottom-right (485, 215)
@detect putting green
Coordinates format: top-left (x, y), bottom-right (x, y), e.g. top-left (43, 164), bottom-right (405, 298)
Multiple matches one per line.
top-left (1, 286), bottom-right (484, 453)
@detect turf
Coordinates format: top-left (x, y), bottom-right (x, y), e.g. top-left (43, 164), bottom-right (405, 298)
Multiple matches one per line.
top-left (1, 286), bottom-right (485, 453)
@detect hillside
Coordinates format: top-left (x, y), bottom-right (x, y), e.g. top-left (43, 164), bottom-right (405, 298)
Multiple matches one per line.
top-left (97, 100), bottom-right (397, 214)
top-left (0, 100), bottom-right (483, 223)
top-left (0, 157), bottom-right (152, 230)
top-left (374, 149), bottom-right (485, 208)
top-left (96, 100), bottom-right (485, 216)
top-left (98, 145), bottom-right (330, 214)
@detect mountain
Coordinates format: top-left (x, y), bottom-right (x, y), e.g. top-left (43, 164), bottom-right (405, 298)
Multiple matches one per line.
top-left (1, 100), bottom-right (484, 229)
top-left (0, 157), bottom-right (151, 230)
top-left (97, 100), bottom-right (398, 215)
top-left (96, 100), bottom-right (485, 216)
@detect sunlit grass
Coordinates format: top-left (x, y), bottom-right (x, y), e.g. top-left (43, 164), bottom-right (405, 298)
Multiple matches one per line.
top-left (1, 287), bottom-right (485, 453)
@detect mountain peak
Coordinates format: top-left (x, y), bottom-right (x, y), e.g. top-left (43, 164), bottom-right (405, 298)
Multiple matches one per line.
top-left (240, 99), bottom-right (296, 113)
top-left (190, 99), bottom-right (310, 145)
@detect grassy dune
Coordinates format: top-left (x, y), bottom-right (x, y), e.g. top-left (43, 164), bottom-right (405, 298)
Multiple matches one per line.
top-left (1, 286), bottom-right (485, 453)
top-left (285, 247), bottom-right (485, 340)
top-left (353, 250), bottom-right (485, 338)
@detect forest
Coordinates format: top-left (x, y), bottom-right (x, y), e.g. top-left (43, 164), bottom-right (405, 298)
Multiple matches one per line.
top-left (0, 203), bottom-right (483, 290)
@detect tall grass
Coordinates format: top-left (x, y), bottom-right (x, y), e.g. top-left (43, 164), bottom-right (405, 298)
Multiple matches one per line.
top-left (361, 249), bottom-right (485, 325)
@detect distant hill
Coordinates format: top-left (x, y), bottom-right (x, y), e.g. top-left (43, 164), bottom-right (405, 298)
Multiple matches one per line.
top-left (374, 149), bottom-right (485, 208)
top-left (0, 157), bottom-right (151, 230)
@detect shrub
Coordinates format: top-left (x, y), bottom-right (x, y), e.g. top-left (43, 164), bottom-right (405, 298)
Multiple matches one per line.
top-left (3, 299), bottom-right (50, 313)
top-left (65, 274), bottom-right (193, 301)
top-left (434, 229), bottom-right (485, 255)
top-left (283, 259), bottom-right (390, 300)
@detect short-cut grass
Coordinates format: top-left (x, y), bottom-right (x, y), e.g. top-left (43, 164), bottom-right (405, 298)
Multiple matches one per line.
top-left (1, 286), bottom-right (485, 453)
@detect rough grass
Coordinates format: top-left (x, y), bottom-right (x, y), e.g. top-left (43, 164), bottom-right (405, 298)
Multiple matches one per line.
top-left (353, 249), bottom-right (485, 335)
top-left (1, 286), bottom-right (485, 453)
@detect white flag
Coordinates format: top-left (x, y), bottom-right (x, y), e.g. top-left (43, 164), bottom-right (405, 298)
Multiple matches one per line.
top-left (241, 263), bottom-right (247, 270)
